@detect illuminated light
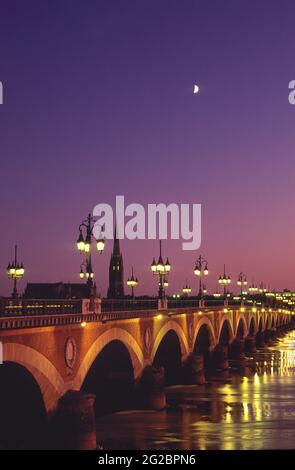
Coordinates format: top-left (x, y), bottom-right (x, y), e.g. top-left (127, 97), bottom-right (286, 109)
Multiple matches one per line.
top-left (77, 231), bottom-right (85, 252)
top-left (84, 242), bottom-right (91, 253)
top-left (182, 287), bottom-right (192, 294)
top-left (157, 314), bottom-right (163, 320)
top-left (223, 308), bottom-right (228, 313)
top-left (261, 308), bottom-right (265, 312)
top-left (81, 321), bottom-right (87, 328)
top-left (194, 268), bottom-right (201, 276)
top-left (96, 239), bottom-right (105, 253)
top-left (252, 308), bottom-right (257, 313)
top-left (151, 258), bottom-right (157, 272)
top-left (198, 311), bottom-right (202, 316)
top-left (165, 259), bottom-right (171, 272)
top-left (240, 307), bottom-right (245, 312)
top-left (79, 270), bottom-right (84, 279)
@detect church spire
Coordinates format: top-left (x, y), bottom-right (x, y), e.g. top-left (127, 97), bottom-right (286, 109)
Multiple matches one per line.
top-left (113, 223), bottom-right (121, 256)
top-left (107, 222), bottom-right (124, 299)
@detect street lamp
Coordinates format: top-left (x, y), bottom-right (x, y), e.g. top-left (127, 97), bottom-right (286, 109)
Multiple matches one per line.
top-left (259, 282), bottom-right (267, 294)
top-left (6, 245), bottom-right (25, 299)
top-left (150, 240), bottom-right (171, 299)
top-left (76, 213), bottom-right (105, 287)
top-left (248, 283), bottom-right (258, 294)
top-left (218, 265), bottom-right (231, 296)
top-left (194, 255), bottom-right (209, 297)
top-left (79, 261), bottom-right (94, 281)
top-left (182, 280), bottom-right (192, 296)
top-left (127, 267), bottom-right (139, 299)
top-left (237, 272), bottom-right (247, 297)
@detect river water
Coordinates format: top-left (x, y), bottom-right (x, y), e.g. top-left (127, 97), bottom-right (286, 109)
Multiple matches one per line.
top-left (97, 330), bottom-right (295, 450)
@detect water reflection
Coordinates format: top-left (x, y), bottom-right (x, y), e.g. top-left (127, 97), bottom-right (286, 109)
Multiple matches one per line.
top-left (97, 331), bottom-right (295, 450)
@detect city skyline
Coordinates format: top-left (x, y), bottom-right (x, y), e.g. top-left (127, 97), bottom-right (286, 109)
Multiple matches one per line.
top-left (1, 235), bottom-right (293, 298)
top-left (1, 1), bottom-right (295, 295)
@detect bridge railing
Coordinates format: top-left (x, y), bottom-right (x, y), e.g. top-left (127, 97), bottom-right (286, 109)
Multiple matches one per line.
top-left (166, 298), bottom-right (241, 309)
top-left (0, 309), bottom-right (159, 330)
top-left (101, 298), bottom-right (158, 312)
top-left (0, 298), bottom-right (82, 317)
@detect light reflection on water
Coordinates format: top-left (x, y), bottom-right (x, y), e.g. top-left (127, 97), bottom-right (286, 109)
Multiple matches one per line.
top-left (97, 331), bottom-right (295, 450)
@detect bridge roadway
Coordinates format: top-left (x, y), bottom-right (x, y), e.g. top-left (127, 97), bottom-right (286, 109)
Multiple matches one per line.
top-left (0, 298), bottom-right (293, 413)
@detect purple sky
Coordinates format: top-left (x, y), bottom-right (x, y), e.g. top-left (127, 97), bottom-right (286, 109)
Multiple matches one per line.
top-left (0, 0), bottom-right (295, 297)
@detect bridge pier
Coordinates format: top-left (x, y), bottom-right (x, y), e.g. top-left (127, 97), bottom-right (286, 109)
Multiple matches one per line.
top-left (211, 345), bottom-right (229, 370)
top-left (182, 353), bottom-right (206, 385)
top-left (229, 338), bottom-right (245, 360)
top-left (245, 335), bottom-right (256, 354)
top-left (270, 328), bottom-right (277, 340)
top-left (264, 329), bottom-right (273, 344)
top-left (276, 326), bottom-right (284, 338)
top-left (52, 390), bottom-right (96, 450)
top-left (136, 366), bottom-right (166, 411)
top-left (256, 331), bottom-right (265, 348)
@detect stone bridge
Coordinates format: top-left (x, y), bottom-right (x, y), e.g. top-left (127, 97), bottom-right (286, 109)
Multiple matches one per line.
top-left (0, 302), bottom-right (293, 415)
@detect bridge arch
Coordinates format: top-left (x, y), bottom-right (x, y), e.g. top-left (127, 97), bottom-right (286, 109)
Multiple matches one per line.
top-left (3, 343), bottom-right (65, 412)
top-left (152, 329), bottom-right (182, 384)
top-left (192, 317), bottom-right (216, 352)
top-left (257, 314), bottom-right (264, 333)
top-left (217, 316), bottom-right (234, 345)
top-left (0, 361), bottom-right (47, 449)
top-left (81, 339), bottom-right (135, 415)
top-left (151, 320), bottom-right (190, 363)
top-left (235, 315), bottom-right (247, 338)
top-left (248, 316), bottom-right (257, 335)
top-left (74, 327), bottom-right (144, 391)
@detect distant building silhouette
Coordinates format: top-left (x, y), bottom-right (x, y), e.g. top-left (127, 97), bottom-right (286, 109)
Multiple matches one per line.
top-left (107, 226), bottom-right (124, 299)
top-left (24, 282), bottom-right (94, 299)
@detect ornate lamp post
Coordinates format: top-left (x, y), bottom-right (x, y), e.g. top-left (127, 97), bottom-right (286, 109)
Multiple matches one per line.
top-left (259, 282), bottom-right (267, 294)
top-left (218, 265), bottom-right (231, 296)
top-left (77, 213), bottom-right (105, 287)
top-left (182, 280), bottom-right (192, 297)
top-left (194, 255), bottom-right (209, 298)
top-left (248, 283), bottom-right (258, 294)
top-left (6, 245), bottom-right (25, 299)
top-left (237, 272), bottom-right (247, 297)
top-left (150, 241), bottom-right (171, 299)
top-left (127, 267), bottom-right (139, 299)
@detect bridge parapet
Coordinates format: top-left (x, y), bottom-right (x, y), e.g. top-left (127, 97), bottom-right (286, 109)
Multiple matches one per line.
top-left (0, 303), bottom-right (293, 331)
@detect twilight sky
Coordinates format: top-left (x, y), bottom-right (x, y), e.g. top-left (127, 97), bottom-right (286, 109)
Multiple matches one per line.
top-left (0, 0), bottom-right (295, 297)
